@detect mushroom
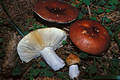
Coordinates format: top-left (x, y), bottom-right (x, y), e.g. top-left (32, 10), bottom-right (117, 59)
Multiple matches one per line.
top-left (70, 19), bottom-right (110, 55)
top-left (33, 0), bottom-right (79, 23)
top-left (17, 27), bottom-right (67, 71)
top-left (66, 53), bottom-right (80, 79)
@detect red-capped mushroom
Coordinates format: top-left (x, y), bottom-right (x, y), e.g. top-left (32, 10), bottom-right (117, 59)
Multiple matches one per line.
top-left (70, 19), bottom-right (110, 55)
top-left (33, 0), bottom-right (79, 23)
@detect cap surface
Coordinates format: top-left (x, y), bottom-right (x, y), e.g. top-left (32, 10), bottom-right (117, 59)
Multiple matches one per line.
top-left (70, 20), bottom-right (110, 55)
top-left (17, 27), bottom-right (67, 62)
top-left (33, 0), bottom-right (79, 23)
top-left (66, 54), bottom-right (80, 65)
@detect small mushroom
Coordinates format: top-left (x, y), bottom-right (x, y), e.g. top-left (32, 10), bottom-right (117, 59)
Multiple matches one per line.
top-left (70, 19), bottom-right (110, 55)
top-left (66, 53), bottom-right (80, 79)
top-left (33, 0), bottom-right (79, 23)
top-left (17, 27), bottom-right (67, 71)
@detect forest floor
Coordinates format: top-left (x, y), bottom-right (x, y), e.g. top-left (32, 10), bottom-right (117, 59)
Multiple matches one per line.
top-left (0, 0), bottom-right (120, 80)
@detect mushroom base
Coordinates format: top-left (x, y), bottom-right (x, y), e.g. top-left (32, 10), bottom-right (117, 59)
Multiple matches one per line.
top-left (40, 47), bottom-right (65, 71)
top-left (69, 64), bottom-right (80, 79)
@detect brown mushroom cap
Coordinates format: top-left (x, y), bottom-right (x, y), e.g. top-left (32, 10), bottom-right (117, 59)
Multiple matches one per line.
top-left (70, 20), bottom-right (110, 55)
top-left (33, 0), bottom-right (79, 23)
top-left (66, 54), bottom-right (80, 65)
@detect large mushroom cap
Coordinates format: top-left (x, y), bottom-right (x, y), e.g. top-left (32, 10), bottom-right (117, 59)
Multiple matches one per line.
top-left (33, 0), bottom-right (79, 23)
top-left (17, 27), bottom-right (67, 63)
top-left (70, 20), bottom-right (110, 55)
top-left (66, 54), bottom-right (80, 65)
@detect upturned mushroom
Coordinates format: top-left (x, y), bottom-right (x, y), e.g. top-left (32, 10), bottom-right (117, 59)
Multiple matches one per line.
top-left (33, 0), bottom-right (79, 23)
top-left (17, 27), bottom-right (67, 71)
top-left (70, 19), bottom-right (110, 55)
top-left (66, 53), bottom-right (80, 79)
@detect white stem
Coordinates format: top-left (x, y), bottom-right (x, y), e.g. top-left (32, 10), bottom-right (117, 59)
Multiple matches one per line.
top-left (69, 64), bottom-right (80, 79)
top-left (40, 47), bottom-right (65, 71)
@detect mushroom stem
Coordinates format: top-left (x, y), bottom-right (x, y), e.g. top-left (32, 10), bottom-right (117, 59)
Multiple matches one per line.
top-left (40, 47), bottom-right (65, 71)
top-left (69, 64), bottom-right (80, 79)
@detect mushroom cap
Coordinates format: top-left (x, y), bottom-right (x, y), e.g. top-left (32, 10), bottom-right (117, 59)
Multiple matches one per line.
top-left (70, 20), bottom-right (110, 55)
top-left (17, 27), bottom-right (67, 63)
top-left (33, 0), bottom-right (79, 23)
top-left (66, 54), bottom-right (80, 65)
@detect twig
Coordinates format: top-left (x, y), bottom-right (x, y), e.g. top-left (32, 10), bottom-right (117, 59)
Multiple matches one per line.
top-left (87, 5), bottom-right (92, 18)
